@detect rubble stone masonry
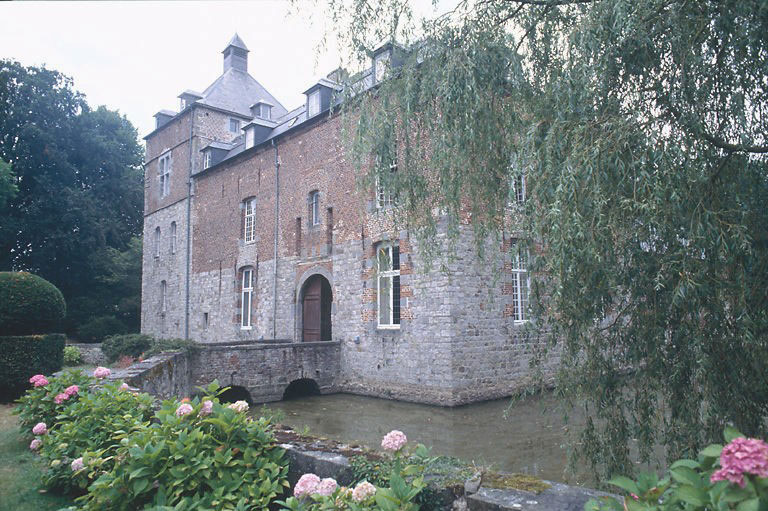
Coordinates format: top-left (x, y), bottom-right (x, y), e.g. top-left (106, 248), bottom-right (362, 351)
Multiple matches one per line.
top-left (142, 102), bottom-right (552, 405)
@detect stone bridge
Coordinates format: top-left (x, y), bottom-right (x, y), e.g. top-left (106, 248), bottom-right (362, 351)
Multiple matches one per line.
top-left (110, 341), bottom-right (341, 404)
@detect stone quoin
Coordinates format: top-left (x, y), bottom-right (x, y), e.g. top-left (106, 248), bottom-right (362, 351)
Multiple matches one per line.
top-left (141, 34), bottom-right (554, 406)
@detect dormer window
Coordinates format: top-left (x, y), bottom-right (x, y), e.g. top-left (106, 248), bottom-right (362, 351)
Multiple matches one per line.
top-left (374, 52), bottom-right (391, 82)
top-left (229, 118), bottom-right (240, 134)
top-left (180, 98), bottom-right (187, 111)
top-left (204, 151), bottom-right (212, 169)
top-left (308, 91), bottom-right (321, 117)
top-left (258, 104), bottom-right (271, 120)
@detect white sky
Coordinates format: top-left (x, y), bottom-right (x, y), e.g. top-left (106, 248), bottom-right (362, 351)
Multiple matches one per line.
top-left (0, 1), bottom-right (449, 140)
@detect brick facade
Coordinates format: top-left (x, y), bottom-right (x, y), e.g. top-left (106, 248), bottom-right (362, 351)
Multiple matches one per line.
top-left (140, 37), bottom-right (549, 405)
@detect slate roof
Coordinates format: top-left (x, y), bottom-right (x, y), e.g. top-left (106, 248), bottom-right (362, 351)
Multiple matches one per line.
top-left (197, 68), bottom-right (288, 119)
top-left (224, 33), bottom-right (248, 52)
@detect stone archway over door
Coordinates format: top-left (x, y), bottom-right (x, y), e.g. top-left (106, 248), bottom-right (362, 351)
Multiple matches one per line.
top-left (301, 275), bottom-right (332, 342)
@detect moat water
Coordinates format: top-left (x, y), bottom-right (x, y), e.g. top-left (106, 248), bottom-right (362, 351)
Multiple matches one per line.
top-left (262, 392), bottom-right (589, 484)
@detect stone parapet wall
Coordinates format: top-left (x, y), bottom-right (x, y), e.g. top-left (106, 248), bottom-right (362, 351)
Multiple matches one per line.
top-left (107, 351), bottom-right (191, 400)
top-left (189, 341), bottom-right (341, 403)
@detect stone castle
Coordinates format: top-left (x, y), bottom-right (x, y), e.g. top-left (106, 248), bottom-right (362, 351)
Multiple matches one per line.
top-left (141, 35), bottom-right (539, 406)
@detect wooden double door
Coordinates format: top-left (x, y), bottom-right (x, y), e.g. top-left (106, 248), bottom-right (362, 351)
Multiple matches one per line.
top-left (301, 275), bottom-right (332, 342)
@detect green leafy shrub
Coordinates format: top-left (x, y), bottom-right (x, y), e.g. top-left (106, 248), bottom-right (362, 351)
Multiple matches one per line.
top-left (76, 315), bottom-right (127, 343)
top-left (0, 271), bottom-right (66, 335)
top-left (0, 334), bottom-right (66, 400)
top-left (63, 346), bottom-right (82, 366)
top-left (586, 427), bottom-right (768, 511)
top-left (74, 382), bottom-right (289, 510)
top-left (38, 381), bottom-right (155, 494)
top-left (14, 369), bottom-right (94, 432)
top-left (101, 333), bottom-right (153, 362)
top-left (144, 337), bottom-right (197, 358)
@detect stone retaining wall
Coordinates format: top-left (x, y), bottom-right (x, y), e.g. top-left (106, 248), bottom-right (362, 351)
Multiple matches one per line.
top-left (281, 441), bottom-right (612, 511)
top-left (107, 351), bottom-right (191, 399)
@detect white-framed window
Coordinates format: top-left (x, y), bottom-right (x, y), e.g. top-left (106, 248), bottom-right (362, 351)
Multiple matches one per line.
top-left (241, 268), bottom-right (253, 329)
top-left (511, 242), bottom-right (530, 323)
top-left (309, 190), bottom-right (320, 226)
top-left (376, 160), bottom-right (398, 208)
top-left (258, 104), bottom-right (271, 120)
top-left (180, 98), bottom-right (187, 111)
top-left (244, 198), bottom-right (256, 243)
top-left (160, 280), bottom-right (167, 314)
top-left (229, 118), bottom-right (240, 134)
top-left (170, 221), bottom-right (177, 254)
top-left (308, 90), bottom-right (321, 117)
top-left (512, 173), bottom-right (526, 204)
top-left (204, 151), bottom-right (212, 169)
top-left (158, 152), bottom-right (171, 198)
top-left (154, 226), bottom-right (161, 258)
top-left (377, 243), bottom-right (401, 328)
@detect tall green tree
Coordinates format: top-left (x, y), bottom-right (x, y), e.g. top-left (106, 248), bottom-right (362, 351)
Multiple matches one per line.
top-left (0, 60), bottom-right (144, 334)
top-left (323, 0), bottom-right (768, 479)
top-left (0, 159), bottom-right (17, 210)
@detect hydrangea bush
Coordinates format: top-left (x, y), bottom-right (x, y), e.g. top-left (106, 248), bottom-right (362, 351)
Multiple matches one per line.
top-left (37, 380), bottom-right (155, 494)
top-left (277, 430), bottom-right (426, 511)
top-left (14, 369), bottom-right (94, 432)
top-left (72, 382), bottom-right (289, 511)
top-left (586, 427), bottom-right (768, 511)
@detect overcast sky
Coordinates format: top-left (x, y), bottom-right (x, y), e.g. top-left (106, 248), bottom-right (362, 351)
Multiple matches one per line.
top-left (0, 1), bottom-right (447, 139)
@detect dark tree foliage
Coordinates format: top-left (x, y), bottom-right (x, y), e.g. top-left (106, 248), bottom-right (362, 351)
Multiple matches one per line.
top-left (323, 0), bottom-right (768, 479)
top-left (0, 61), bottom-right (144, 335)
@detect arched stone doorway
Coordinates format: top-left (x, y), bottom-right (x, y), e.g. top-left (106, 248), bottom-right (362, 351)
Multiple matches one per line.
top-left (300, 274), bottom-right (332, 342)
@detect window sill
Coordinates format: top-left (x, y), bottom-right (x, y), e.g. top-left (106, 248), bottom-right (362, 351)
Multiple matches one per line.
top-left (513, 320), bottom-right (529, 325)
top-left (240, 326), bottom-right (253, 331)
top-left (377, 325), bottom-right (401, 331)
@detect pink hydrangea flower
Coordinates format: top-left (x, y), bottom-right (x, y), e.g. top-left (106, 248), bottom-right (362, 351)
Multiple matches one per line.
top-left (199, 400), bottom-right (213, 417)
top-left (294, 473), bottom-right (321, 497)
top-left (64, 385), bottom-right (79, 396)
top-left (71, 457), bottom-right (84, 471)
top-left (175, 403), bottom-right (194, 417)
top-left (93, 366), bottom-right (111, 379)
top-left (352, 481), bottom-right (377, 502)
top-left (29, 374), bottom-right (49, 387)
top-left (29, 438), bottom-right (42, 451)
top-left (119, 383), bottom-right (131, 391)
top-left (381, 430), bottom-right (407, 451)
top-left (227, 400), bottom-right (249, 413)
top-left (32, 422), bottom-right (47, 435)
top-left (711, 437), bottom-right (768, 488)
top-left (315, 477), bottom-right (338, 496)
top-left (54, 393), bottom-right (69, 404)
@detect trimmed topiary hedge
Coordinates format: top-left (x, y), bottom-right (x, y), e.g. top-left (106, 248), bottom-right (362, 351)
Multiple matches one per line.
top-left (0, 272), bottom-right (66, 335)
top-left (0, 334), bottom-right (66, 400)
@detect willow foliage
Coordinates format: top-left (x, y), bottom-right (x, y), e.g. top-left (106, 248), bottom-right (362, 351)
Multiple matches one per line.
top-left (320, 0), bottom-right (768, 479)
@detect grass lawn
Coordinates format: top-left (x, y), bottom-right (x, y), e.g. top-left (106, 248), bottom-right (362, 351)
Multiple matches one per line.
top-left (0, 404), bottom-right (74, 510)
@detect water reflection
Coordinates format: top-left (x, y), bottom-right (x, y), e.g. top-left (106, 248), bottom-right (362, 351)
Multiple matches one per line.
top-left (261, 392), bottom-right (587, 484)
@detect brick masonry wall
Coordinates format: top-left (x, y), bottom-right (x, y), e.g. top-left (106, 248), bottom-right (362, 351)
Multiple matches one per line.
top-left (143, 98), bottom-right (557, 405)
